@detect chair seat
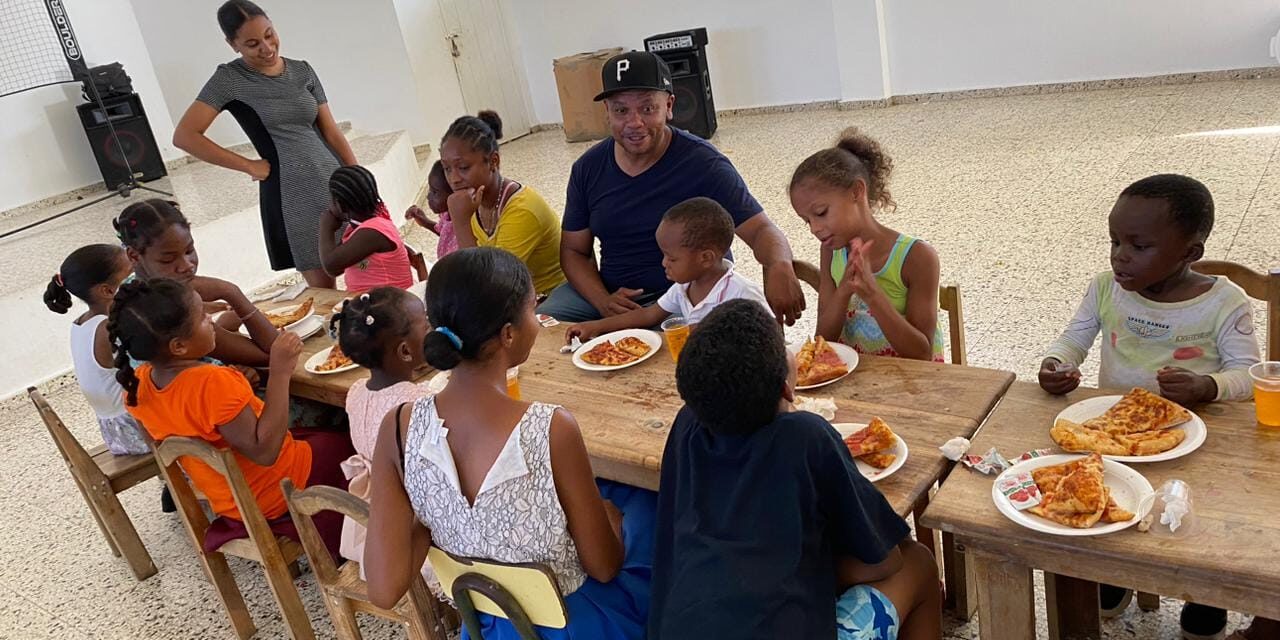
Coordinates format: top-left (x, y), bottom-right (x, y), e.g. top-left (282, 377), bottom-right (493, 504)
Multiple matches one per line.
top-left (217, 535), bottom-right (304, 564)
top-left (88, 444), bottom-right (159, 494)
top-left (330, 561), bottom-right (423, 621)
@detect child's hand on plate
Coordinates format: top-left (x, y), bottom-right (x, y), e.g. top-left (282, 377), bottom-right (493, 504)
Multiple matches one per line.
top-left (565, 321), bottom-right (602, 344)
top-left (1038, 358), bottom-right (1081, 395)
top-left (1157, 367), bottom-right (1216, 406)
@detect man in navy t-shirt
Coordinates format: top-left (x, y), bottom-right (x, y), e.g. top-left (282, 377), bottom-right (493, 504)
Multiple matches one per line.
top-left (537, 51), bottom-right (805, 324)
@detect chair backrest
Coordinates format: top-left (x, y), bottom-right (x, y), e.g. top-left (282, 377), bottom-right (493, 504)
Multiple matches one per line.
top-left (153, 436), bottom-right (284, 558)
top-left (1192, 260), bottom-right (1280, 361)
top-left (426, 547), bottom-right (567, 629)
top-left (791, 259), bottom-right (968, 364)
top-left (27, 386), bottom-right (103, 482)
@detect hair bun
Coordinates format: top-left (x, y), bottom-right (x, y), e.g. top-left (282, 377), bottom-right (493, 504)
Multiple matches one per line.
top-left (477, 110), bottom-right (503, 141)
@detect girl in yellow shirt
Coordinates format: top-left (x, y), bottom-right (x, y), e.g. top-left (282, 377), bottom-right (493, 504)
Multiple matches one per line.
top-left (439, 110), bottom-right (567, 295)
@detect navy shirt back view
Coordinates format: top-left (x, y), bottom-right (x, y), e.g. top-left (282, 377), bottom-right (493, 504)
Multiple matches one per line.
top-left (563, 127), bottom-right (762, 295)
top-left (649, 408), bottom-right (910, 640)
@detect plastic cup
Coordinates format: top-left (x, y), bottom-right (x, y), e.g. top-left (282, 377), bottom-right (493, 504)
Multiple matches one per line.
top-left (1249, 361), bottom-right (1280, 427)
top-left (661, 316), bottom-right (691, 363)
top-left (506, 367), bottom-right (521, 400)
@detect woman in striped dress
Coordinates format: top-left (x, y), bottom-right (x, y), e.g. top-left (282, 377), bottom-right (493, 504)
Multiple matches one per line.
top-left (173, 0), bottom-right (355, 288)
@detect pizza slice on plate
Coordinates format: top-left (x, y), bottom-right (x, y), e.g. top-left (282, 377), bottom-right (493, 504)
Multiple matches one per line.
top-left (844, 417), bottom-right (897, 457)
top-left (797, 337), bottom-right (849, 386)
top-left (267, 297), bottom-right (315, 328)
top-left (614, 337), bottom-right (652, 358)
top-left (1083, 387), bottom-right (1191, 435)
top-left (857, 452), bottom-right (897, 469)
top-left (316, 344), bottom-right (354, 372)
top-left (581, 341), bottom-right (636, 366)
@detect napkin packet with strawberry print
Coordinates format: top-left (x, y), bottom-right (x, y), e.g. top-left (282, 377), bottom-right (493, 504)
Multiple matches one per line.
top-left (1012, 449), bottom-right (1054, 465)
top-left (996, 471), bottom-right (1042, 510)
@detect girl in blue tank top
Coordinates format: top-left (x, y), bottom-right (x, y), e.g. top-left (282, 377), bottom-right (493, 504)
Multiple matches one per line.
top-left (789, 129), bottom-right (945, 362)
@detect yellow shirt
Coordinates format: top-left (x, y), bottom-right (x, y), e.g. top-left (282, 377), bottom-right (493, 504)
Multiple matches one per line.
top-left (470, 186), bottom-right (566, 295)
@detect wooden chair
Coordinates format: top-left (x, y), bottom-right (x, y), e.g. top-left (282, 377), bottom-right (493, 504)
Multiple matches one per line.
top-left (27, 387), bottom-right (158, 581)
top-left (792, 259), bottom-right (967, 364)
top-left (153, 436), bottom-right (314, 640)
top-left (281, 480), bottom-right (456, 640)
top-left (1193, 260), bottom-right (1280, 360)
top-left (427, 547), bottom-right (568, 640)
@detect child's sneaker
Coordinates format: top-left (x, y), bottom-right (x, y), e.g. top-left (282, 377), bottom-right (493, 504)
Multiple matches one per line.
top-left (1099, 585), bottom-right (1133, 619)
top-left (1180, 602), bottom-right (1227, 640)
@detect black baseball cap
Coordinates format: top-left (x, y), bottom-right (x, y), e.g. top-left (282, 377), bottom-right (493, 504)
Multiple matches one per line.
top-left (594, 51), bottom-right (674, 101)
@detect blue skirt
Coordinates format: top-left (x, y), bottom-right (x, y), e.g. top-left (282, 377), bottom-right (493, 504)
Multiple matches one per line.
top-left (463, 479), bottom-right (656, 640)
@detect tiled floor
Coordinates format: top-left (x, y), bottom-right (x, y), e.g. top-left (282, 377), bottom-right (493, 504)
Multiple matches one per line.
top-left (8, 77), bottom-right (1280, 638)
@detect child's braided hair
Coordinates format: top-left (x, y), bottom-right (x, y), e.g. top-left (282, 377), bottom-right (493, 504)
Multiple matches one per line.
top-left (106, 279), bottom-right (197, 406)
top-left (113, 199), bottom-right (190, 252)
top-left (329, 165), bottom-right (384, 222)
top-left (327, 287), bottom-right (415, 369)
top-left (441, 110), bottom-right (504, 155)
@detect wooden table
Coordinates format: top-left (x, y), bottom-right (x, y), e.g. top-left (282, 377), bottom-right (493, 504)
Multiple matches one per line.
top-left (835, 354), bottom-right (1014, 431)
top-left (920, 381), bottom-right (1280, 639)
top-left (260, 288), bottom-right (432, 407)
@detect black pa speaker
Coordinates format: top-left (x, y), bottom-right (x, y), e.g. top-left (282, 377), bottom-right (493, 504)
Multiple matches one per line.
top-left (645, 28), bottom-right (717, 139)
top-left (76, 93), bottom-right (166, 191)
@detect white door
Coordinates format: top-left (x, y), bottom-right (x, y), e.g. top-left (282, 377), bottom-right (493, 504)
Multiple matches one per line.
top-left (437, 0), bottom-right (532, 140)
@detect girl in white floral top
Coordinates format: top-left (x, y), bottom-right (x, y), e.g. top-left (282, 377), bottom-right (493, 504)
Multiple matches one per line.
top-left (365, 248), bottom-right (655, 640)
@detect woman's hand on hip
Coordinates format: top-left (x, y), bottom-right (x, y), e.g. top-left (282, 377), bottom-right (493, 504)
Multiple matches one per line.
top-left (244, 158), bottom-right (271, 181)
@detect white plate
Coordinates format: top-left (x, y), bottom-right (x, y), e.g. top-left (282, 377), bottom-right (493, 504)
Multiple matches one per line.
top-left (992, 454), bottom-right (1153, 536)
top-left (1053, 395), bottom-right (1207, 463)
top-left (832, 423), bottom-right (908, 483)
top-left (304, 345), bottom-right (361, 375)
top-left (788, 340), bottom-right (860, 390)
top-left (285, 315), bottom-right (324, 340)
top-left (572, 329), bottom-right (663, 372)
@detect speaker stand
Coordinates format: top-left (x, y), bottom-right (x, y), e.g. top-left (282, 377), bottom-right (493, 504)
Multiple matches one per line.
top-left (0, 69), bottom-right (172, 241)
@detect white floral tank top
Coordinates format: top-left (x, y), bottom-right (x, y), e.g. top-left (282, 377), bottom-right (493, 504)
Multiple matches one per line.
top-left (403, 396), bottom-right (587, 594)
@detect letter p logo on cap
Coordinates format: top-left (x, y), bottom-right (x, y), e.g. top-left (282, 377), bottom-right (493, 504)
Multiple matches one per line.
top-left (616, 59), bottom-right (630, 82)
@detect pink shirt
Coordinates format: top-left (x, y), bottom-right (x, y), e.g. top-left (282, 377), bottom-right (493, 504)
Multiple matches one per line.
top-left (342, 215), bottom-right (415, 292)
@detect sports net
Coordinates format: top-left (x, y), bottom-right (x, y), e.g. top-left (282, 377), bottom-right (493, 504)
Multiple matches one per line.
top-left (0, 0), bottom-right (78, 97)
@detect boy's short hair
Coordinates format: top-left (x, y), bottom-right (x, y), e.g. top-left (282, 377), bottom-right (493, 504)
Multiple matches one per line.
top-left (675, 299), bottom-right (788, 436)
top-left (662, 197), bottom-right (735, 254)
top-left (1120, 174), bottom-right (1214, 240)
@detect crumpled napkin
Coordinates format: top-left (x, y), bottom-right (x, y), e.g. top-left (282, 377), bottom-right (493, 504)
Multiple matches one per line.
top-left (793, 395), bottom-right (837, 420)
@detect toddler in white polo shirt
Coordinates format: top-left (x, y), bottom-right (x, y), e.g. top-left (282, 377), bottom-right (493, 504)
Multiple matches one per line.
top-left (565, 197), bottom-right (769, 342)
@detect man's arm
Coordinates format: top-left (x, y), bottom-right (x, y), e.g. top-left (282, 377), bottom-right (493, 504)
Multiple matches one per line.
top-left (735, 213), bottom-right (805, 325)
top-left (560, 229), bottom-right (646, 317)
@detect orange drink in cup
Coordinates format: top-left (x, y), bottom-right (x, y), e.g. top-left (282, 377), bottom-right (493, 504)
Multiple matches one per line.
top-left (506, 367), bottom-right (521, 400)
top-left (661, 316), bottom-right (691, 362)
top-left (1250, 362), bottom-right (1280, 427)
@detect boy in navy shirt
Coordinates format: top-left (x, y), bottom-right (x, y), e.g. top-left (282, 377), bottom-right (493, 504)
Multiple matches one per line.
top-left (650, 299), bottom-right (941, 639)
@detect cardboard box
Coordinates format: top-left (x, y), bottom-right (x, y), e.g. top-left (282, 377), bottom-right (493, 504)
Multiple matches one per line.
top-left (553, 47), bottom-right (623, 143)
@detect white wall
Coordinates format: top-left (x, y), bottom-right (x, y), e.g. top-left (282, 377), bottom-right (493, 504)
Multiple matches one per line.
top-left (131, 0), bottom-right (438, 148)
top-left (0, 0), bottom-right (179, 213)
top-left (882, 0), bottom-right (1280, 96)
top-left (502, 0), bottom-right (843, 125)
top-left (506, 0), bottom-right (1280, 126)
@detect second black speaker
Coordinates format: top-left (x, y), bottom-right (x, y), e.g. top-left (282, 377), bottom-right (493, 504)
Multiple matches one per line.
top-left (645, 28), bottom-right (717, 139)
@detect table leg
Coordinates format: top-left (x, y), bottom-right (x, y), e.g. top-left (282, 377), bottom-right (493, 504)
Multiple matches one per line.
top-left (1045, 573), bottom-right (1100, 640)
top-left (972, 548), bottom-right (1034, 640)
top-left (942, 532), bottom-right (977, 620)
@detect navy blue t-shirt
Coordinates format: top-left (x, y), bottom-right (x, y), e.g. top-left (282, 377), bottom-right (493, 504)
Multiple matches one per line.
top-left (563, 127), bottom-right (763, 294)
top-left (649, 408), bottom-right (910, 640)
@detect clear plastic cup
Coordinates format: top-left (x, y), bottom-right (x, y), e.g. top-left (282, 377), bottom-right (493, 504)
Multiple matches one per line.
top-left (1249, 361), bottom-right (1280, 427)
top-left (506, 367), bottom-right (521, 400)
top-left (1137, 479), bottom-right (1195, 537)
top-left (661, 316), bottom-right (691, 363)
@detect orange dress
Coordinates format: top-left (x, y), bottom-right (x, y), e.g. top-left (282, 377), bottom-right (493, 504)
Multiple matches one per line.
top-left (127, 363), bottom-right (313, 520)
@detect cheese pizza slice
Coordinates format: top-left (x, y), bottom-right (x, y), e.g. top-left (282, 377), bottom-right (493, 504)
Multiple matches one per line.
top-left (844, 417), bottom-right (897, 457)
top-left (1083, 387), bottom-right (1191, 435)
top-left (614, 337), bottom-right (652, 358)
top-left (581, 341), bottom-right (636, 366)
top-left (857, 452), bottom-right (897, 469)
top-left (797, 336), bottom-right (848, 386)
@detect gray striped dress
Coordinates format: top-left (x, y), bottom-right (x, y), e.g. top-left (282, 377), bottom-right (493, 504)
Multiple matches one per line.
top-left (197, 57), bottom-right (341, 271)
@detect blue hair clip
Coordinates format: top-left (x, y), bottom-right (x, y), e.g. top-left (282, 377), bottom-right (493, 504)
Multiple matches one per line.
top-left (434, 326), bottom-right (463, 350)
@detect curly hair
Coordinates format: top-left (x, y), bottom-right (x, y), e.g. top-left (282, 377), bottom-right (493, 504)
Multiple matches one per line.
top-left (675, 299), bottom-right (788, 435)
top-left (44, 244), bottom-right (125, 314)
top-left (662, 197), bottom-right (735, 253)
top-left (1119, 174), bottom-right (1214, 240)
top-left (113, 199), bottom-right (190, 253)
top-left (789, 127), bottom-right (896, 211)
top-left (106, 279), bottom-right (197, 406)
top-left (422, 248), bottom-right (532, 370)
top-left (328, 287), bottom-right (416, 369)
